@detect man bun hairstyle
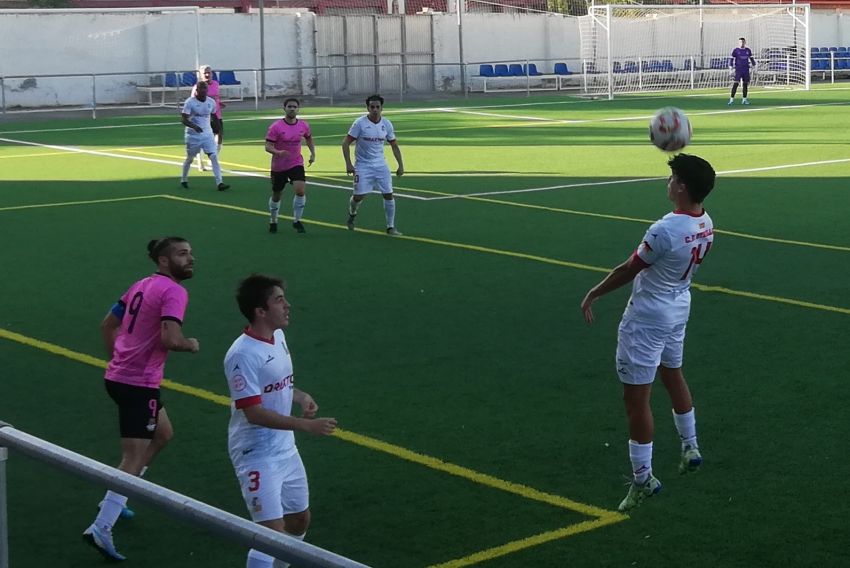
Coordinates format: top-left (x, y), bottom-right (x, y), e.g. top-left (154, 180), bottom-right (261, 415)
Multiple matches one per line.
top-left (147, 237), bottom-right (188, 263)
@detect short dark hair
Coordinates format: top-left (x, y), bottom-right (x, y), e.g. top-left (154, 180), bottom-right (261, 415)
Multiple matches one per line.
top-left (236, 274), bottom-right (285, 323)
top-left (739, 37), bottom-right (746, 42)
top-left (196, 80), bottom-right (208, 89)
top-left (283, 97), bottom-right (300, 108)
top-left (668, 154), bottom-right (716, 204)
top-left (147, 237), bottom-right (188, 263)
top-left (365, 94), bottom-right (384, 107)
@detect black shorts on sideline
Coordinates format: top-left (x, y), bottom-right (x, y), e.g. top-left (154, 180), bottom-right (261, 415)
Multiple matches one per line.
top-left (211, 115), bottom-right (223, 137)
top-left (105, 379), bottom-right (163, 439)
top-left (271, 166), bottom-right (306, 192)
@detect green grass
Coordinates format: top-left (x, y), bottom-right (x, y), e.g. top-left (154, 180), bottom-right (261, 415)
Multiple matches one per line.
top-left (2, 85), bottom-right (850, 567)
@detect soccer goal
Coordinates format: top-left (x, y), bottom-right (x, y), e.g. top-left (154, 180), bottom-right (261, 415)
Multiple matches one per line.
top-left (577, 3), bottom-right (810, 99)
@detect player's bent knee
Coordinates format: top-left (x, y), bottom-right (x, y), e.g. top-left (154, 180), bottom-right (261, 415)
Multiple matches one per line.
top-left (283, 509), bottom-right (311, 536)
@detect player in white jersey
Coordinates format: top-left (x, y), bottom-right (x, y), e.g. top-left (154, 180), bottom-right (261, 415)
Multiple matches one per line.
top-left (580, 154), bottom-right (716, 512)
top-left (342, 94), bottom-right (405, 236)
top-left (224, 274), bottom-right (337, 568)
top-left (179, 81), bottom-right (230, 191)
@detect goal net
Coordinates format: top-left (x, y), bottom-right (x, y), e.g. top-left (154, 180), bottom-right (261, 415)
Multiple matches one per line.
top-left (578, 3), bottom-right (810, 98)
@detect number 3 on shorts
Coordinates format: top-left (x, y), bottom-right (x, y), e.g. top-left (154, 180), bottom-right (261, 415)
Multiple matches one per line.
top-left (248, 470), bottom-right (261, 492)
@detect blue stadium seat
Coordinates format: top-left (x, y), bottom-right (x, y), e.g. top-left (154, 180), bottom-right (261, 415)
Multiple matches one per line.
top-left (494, 64), bottom-right (510, 77)
top-left (479, 64), bottom-right (495, 77)
top-left (212, 71), bottom-right (220, 82)
top-left (508, 63), bottom-right (525, 76)
top-left (662, 59), bottom-right (674, 72)
top-left (613, 61), bottom-right (623, 73)
top-left (164, 72), bottom-right (178, 88)
top-left (525, 63), bottom-right (542, 76)
top-left (218, 71), bottom-right (241, 85)
top-left (553, 62), bottom-right (571, 75)
top-left (180, 71), bottom-right (197, 87)
top-left (819, 47), bottom-right (830, 52)
top-left (683, 59), bottom-right (695, 70)
top-left (623, 61), bottom-right (638, 73)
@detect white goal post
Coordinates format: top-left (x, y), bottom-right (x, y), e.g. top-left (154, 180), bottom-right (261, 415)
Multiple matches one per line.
top-left (578, 3), bottom-right (810, 99)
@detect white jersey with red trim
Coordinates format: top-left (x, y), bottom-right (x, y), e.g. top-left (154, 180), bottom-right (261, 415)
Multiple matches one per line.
top-left (224, 328), bottom-right (296, 466)
top-left (624, 209), bottom-right (714, 325)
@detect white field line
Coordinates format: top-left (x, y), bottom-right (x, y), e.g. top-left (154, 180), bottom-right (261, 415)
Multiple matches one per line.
top-left (4, 86), bottom-right (849, 136)
top-left (427, 157), bottom-right (850, 201)
top-left (0, 136), bottom-right (426, 200)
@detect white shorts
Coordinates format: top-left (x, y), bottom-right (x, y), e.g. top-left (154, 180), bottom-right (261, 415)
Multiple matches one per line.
top-left (234, 453), bottom-right (309, 522)
top-left (615, 317), bottom-right (687, 385)
top-left (185, 136), bottom-right (217, 156)
top-left (353, 165), bottom-right (392, 195)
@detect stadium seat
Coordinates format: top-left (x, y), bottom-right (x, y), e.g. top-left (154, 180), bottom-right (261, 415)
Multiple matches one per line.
top-left (623, 61), bottom-right (638, 73)
top-left (479, 64), bottom-right (495, 77)
top-left (164, 72), bottom-right (178, 88)
top-left (180, 71), bottom-right (197, 87)
top-left (553, 62), bottom-right (571, 75)
top-left (508, 63), bottom-right (525, 76)
top-left (212, 71), bottom-right (219, 82)
top-left (218, 71), bottom-right (241, 85)
top-left (494, 64), bottom-right (510, 77)
top-left (819, 47), bottom-right (830, 52)
top-left (525, 63), bottom-right (542, 76)
top-left (662, 59), bottom-right (674, 72)
top-left (682, 59), bottom-right (694, 70)
top-left (613, 61), bottom-right (623, 73)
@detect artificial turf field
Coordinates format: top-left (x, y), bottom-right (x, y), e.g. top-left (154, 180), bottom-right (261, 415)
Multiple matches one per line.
top-left (1, 85), bottom-right (849, 567)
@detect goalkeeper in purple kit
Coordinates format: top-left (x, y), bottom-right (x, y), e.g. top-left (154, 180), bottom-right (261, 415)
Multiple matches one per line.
top-left (728, 37), bottom-right (756, 106)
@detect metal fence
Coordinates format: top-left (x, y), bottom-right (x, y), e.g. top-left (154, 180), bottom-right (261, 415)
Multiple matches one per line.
top-left (0, 421), bottom-right (370, 568)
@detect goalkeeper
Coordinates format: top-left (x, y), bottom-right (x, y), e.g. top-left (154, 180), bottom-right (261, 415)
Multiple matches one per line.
top-left (728, 37), bottom-right (756, 106)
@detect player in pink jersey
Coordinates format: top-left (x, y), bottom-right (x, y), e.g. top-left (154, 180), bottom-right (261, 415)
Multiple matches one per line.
top-left (265, 98), bottom-right (315, 234)
top-left (83, 237), bottom-right (200, 561)
top-left (225, 274), bottom-right (336, 568)
top-left (581, 154), bottom-right (716, 512)
top-left (193, 65), bottom-right (225, 171)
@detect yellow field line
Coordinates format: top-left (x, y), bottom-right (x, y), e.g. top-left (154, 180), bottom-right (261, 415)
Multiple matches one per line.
top-left (0, 324), bottom-right (623, 517)
top-left (0, 150), bottom-right (74, 159)
top-left (163, 194), bottom-right (850, 316)
top-left (0, 195), bottom-right (163, 212)
top-left (427, 515), bottom-right (626, 568)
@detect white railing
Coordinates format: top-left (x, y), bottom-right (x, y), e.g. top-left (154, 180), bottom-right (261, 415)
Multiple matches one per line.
top-left (0, 421), bottom-right (369, 568)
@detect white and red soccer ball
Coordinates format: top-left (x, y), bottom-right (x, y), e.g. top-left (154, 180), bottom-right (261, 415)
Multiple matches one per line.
top-left (649, 107), bottom-right (692, 151)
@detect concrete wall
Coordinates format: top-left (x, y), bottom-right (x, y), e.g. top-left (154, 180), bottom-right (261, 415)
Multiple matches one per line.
top-left (0, 8), bottom-right (847, 108)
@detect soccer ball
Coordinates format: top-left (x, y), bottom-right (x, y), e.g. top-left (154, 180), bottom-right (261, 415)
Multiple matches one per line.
top-left (649, 107), bottom-right (691, 151)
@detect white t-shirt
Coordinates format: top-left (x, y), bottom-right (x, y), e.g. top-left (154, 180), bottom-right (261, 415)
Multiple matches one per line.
top-left (182, 96), bottom-right (217, 141)
top-left (224, 328), bottom-right (296, 467)
top-left (348, 115), bottom-right (396, 168)
top-left (623, 209), bottom-right (714, 325)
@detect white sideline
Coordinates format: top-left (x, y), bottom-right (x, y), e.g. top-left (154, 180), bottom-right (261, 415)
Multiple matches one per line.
top-left (0, 136), bottom-right (427, 200)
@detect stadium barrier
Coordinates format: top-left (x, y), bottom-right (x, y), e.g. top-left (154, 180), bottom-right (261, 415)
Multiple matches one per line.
top-left (0, 421), bottom-right (370, 568)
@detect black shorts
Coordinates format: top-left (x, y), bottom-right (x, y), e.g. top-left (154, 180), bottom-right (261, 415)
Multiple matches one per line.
top-left (271, 166), bottom-right (306, 193)
top-left (211, 115), bottom-right (223, 136)
top-left (105, 379), bottom-right (163, 439)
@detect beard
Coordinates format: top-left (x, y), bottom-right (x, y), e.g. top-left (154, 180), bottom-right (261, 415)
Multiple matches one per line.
top-left (169, 260), bottom-right (194, 281)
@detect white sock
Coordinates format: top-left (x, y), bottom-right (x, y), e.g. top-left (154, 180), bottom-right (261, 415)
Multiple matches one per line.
top-left (292, 195), bottom-right (306, 222)
top-left (269, 196), bottom-right (281, 223)
top-left (349, 196), bottom-right (360, 216)
top-left (139, 466), bottom-right (148, 478)
top-left (94, 490), bottom-right (127, 531)
top-left (628, 440), bottom-right (653, 484)
top-left (383, 198), bottom-right (396, 228)
top-left (274, 533), bottom-right (305, 568)
top-left (673, 408), bottom-right (698, 449)
top-left (209, 154), bottom-right (223, 184)
top-left (182, 153), bottom-right (196, 181)
top-left (246, 549), bottom-right (274, 568)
